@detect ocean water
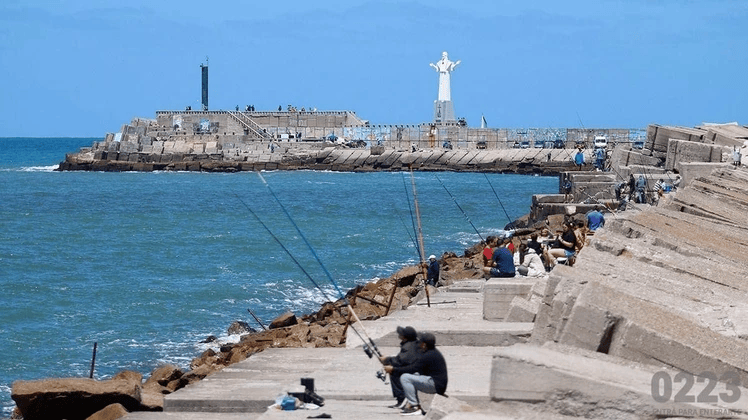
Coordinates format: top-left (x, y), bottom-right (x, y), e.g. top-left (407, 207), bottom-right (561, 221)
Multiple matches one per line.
top-left (0, 137), bottom-right (556, 415)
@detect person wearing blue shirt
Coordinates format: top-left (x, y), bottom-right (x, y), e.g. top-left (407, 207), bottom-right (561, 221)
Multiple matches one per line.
top-left (586, 206), bottom-right (605, 232)
top-left (482, 237), bottom-right (516, 278)
top-left (595, 148), bottom-right (605, 170)
top-left (574, 147), bottom-right (585, 170)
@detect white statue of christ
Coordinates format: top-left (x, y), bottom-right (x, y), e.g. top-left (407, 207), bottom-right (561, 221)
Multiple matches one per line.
top-left (430, 51), bottom-right (460, 102)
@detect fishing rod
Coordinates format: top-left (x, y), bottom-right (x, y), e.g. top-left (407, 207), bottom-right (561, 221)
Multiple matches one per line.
top-left (408, 166), bottom-right (431, 307)
top-left (435, 174), bottom-right (484, 242)
top-left (246, 176), bottom-right (386, 366)
top-left (483, 173), bottom-right (516, 230)
top-left (257, 172), bottom-right (343, 297)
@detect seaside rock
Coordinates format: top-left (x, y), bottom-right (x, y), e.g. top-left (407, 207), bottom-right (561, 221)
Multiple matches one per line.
top-left (12, 377), bottom-right (142, 420)
top-left (227, 320), bottom-right (255, 335)
top-left (269, 311), bottom-right (298, 329)
top-left (178, 364), bottom-right (216, 388)
top-left (111, 370), bottom-right (142, 387)
top-left (85, 403), bottom-right (128, 420)
top-left (144, 365), bottom-right (183, 388)
top-left (201, 335), bottom-right (217, 343)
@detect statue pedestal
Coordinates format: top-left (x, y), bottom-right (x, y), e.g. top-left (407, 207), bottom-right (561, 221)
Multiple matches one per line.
top-left (433, 100), bottom-right (455, 123)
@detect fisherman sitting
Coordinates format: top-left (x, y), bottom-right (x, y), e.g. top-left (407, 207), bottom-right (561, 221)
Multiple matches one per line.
top-left (482, 236), bottom-right (516, 278)
top-left (383, 332), bottom-right (448, 416)
top-left (379, 326), bottom-right (420, 409)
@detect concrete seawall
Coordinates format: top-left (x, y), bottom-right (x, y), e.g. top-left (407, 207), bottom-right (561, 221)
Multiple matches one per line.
top-left (59, 145), bottom-right (586, 174)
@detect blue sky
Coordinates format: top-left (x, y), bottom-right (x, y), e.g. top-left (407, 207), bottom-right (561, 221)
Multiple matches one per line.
top-left (1, 0), bottom-right (745, 137)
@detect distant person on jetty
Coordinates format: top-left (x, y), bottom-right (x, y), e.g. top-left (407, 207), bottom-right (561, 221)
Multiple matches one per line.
top-left (734, 146), bottom-right (742, 167)
top-left (563, 175), bottom-right (572, 202)
top-left (384, 332), bottom-right (448, 416)
top-left (426, 255), bottom-right (440, 286)
top-left (635, 175), bottom-right (648, 204)
top-left (574, 147), bottom-right (585, 170)
top-left (586, 206), bottom-right (605, 232)
top-left (379, 326), bottom-right (419, 409)
top-left (482, 237), bottom-right (516, 278)
top-left (594, 147), bottom-right (606, 171)
top-left (543, 222), bottom-right (578, 268)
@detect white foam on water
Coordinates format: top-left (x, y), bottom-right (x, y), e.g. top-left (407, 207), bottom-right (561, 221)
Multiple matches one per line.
top-left (19, 164), bottom-right (59, 172)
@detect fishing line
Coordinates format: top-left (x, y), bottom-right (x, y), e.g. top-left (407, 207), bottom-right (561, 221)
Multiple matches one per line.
top-left (395, 206), bottom-right (419, 254)
top-left (257, 172), bottom-right (344, 298)
top-left (483, 173), bottom-right (516, 230)
top-left (435, 174), bottom-right (484, 242)
top-left (234, 192), bottom-right (335, 303)
top-left (248, 175), bottom-right (385, 361)
top-left (409, 167), bottom-right (427, 264)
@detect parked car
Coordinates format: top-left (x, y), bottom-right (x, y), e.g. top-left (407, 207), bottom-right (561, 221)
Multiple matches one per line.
top-left (594, 135), bottom-right (608, 149)
top-left (520, 141), bottom-right (530, 149)
top-left (633, 139), bottom-right (644, 149)
top-left (553, 139), bottom-right (565, 149)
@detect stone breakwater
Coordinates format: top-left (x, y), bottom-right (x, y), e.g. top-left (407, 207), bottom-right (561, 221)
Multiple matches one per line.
top-left (58, 143), bottom-right (582, 175)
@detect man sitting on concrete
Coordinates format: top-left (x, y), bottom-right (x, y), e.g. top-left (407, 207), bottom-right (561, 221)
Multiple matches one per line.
top-left (482, 236), bottom-right (516, 278)
top-left (383, 332), bottom-right (448, 416)
top-left (379, 326), bottom-right (420, 409)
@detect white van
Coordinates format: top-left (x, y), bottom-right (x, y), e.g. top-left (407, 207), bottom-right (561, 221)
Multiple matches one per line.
top-left (594, 136), bottom-right (608, 149)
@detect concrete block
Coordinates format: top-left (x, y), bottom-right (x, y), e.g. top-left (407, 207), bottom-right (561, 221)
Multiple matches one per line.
top-left (483, 278), bottom-right (534, 321)
top-left (666, 139), bottom-right (723, 170)
top-left (563, 281), bottom-right (748, 385)
top-left (490, 343), bottom-right (748, 416)
top-left (504, 297), bottom-right (538, 323)
top-left (557, 300), bottom-right (619, 352)
top-left (675, 162), bottom-right (730, 187)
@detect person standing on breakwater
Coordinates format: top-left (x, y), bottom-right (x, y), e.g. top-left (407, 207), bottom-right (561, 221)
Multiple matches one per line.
top-left (426, 255), bottom-right (440, 286)
top-left (384, 332), bottom-right (448, 416)
top-left (563, 175), bottom-right (572, 203)
top-left (380, 326), bottom-right (420, 409)
top-left (574, 147), bottom-right (585, 170)
top-left (482, 237), bottom-right (516, 278)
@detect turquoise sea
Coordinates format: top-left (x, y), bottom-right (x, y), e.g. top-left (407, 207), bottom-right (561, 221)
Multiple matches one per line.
top-left (0, 137), bottom-right (556, 416)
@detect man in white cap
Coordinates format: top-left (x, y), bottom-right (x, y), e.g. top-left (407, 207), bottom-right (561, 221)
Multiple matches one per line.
top-left (426, 255), bottom-right (439, 286)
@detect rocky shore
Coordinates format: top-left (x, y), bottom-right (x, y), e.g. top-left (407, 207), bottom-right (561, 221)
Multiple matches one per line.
top-left (11, 121), bottom-right (748, 419)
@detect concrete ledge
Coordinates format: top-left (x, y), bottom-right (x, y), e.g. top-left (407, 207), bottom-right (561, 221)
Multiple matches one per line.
top-left (483, 278), bottom-right (537, 321)
top-left (491, 343), bottom-right (748, 417)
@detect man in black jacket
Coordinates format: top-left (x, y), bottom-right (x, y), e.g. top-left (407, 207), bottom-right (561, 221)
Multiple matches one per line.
top-left (379, 326), bottom-right (419, 408)
top-left (383, 332), bottom-right (448, 416)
